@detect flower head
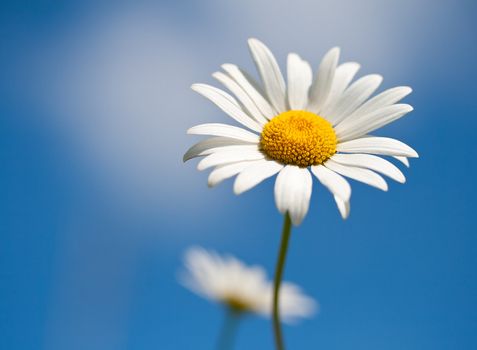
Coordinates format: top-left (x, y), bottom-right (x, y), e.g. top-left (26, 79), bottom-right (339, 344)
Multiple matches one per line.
top-left (184, 38), bottom-right (418, 225)
top-left (180, 247), bottom-right (316, 323)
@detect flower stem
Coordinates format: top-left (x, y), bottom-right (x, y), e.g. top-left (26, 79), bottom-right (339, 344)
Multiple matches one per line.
top-left (216, 308), bottom-right (241, 350)
top-left (272, 213), bottom-right (292, 350)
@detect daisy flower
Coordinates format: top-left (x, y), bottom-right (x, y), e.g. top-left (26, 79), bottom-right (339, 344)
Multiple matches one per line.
top-left (184, 38), bottom-right (418, 225)
top-left (180, 247), bottom-right (316, 323)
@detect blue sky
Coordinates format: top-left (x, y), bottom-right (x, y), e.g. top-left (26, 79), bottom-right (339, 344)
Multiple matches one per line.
top-left (1, 0), bottom-right (477, 349)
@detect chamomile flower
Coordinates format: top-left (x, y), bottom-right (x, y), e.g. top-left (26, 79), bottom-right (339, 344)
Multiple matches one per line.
top-left (184, 38), bottom-right (418, 225)
top-left (180, 247), bottom-right (316, 323)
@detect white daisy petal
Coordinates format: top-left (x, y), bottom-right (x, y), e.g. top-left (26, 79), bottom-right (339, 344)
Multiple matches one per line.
top-left (212, 72), bottom-right (268, 125)
top-left (394, 156), bottom-right (410, 167)
top-left (187, 123), bottom-right (260, 143)
top-left (287, 53), bottom-right (313, 110)
top-left (334, 195), bottom-right (350, 219)
top-left (248, 38), bottom-right (287, 112)
top-left (341, 86), bottom-right (412, 124)
top-left (183, 137), bottom-right (256, 162)
top-left (331, 153), bottom-right (406, 183)
top-left (325, 159), bottom-right (388, 191)
top-left (308, 47), bottom-right (340, 113)
top-left (336, 104), bottom-right (413, 141)
top-left (337, 136), bottom-right (419, 158)
top-left (320, 62), bottom-right (360, 112)
top-left (191, 84), bottom-right (263, 132)
top-left (274, 166), bottom-right (313, 225)
top-left (221, 64), bottom-right (277, 119)
top-left (208, 160), bottom-right (263, 187)
top-left (310, 165), bottom-right (351, 201)
top-left (323, 74), bottom-right (383, 125)
top-left (198, 146), bottom-right (264, 171)
top-left (233, 160), bottom-right (283, 195)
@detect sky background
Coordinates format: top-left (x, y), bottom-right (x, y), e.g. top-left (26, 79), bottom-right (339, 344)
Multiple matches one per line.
top-left (1, 0), bottom-right (476, 349)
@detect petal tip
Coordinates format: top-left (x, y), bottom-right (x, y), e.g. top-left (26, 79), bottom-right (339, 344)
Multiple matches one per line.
top-left (403, 86), bottom-right (413, 94)
top-left (232, 177), bottom-right (243, 195)
top-left (330, 46), bottom-right (341, 56)
top-left (374, 74), bottom-right (384, 84)
top-left (247, 37), bottom-right (261, 47)
top-left (186, 126), bottom-right (198, 135)
top-left (290, 214), bottom-right (303, 226)
top-left (232, 185), bottom-right (241, 195)
top-left (291, 220), bottom-right (302, 226)
top-left (197, 161), bottom-right (206, 171)
top-left (288, 52), bottom-right (300, 60)
top-left (190, 83), bottom-right (202, 92)
top-left (221, 63), bottom-right (234, 70)
top-left (346, 61), bottom-right (361, 70)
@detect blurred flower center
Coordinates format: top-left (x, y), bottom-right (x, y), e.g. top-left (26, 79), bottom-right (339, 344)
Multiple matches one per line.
top-left (222, 295), bottom-right (254, 313)
top-left (260, 110), bottom-right (337, 167)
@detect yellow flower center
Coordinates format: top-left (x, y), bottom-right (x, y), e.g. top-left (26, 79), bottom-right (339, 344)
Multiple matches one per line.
top-left (260, 110), bottom-right (337, 167)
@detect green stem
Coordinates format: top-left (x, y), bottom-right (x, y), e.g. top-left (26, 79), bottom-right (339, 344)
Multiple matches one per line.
top-left (216, 308), bottom-right (241, 350)
top-left (272, 213), bottom-right (292, 350)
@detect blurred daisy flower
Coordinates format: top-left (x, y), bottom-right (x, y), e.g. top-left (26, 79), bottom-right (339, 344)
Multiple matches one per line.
top-left (184, 38), bottom-right (418, 225)
top-left (180, 247), bottom-right (316, 323)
